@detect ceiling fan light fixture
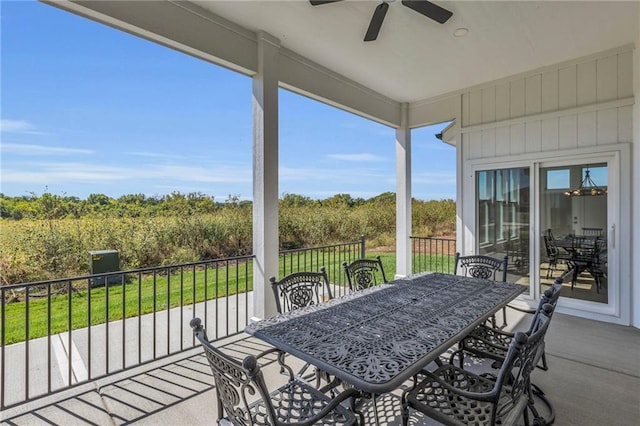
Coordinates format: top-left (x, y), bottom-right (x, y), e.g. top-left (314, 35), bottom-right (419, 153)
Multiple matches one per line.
top-left (310, 0), bottom-right (453, 41)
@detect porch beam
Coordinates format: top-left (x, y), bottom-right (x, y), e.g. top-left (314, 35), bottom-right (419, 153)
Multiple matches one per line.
top-left (252, 32), bottom-right (280, 320)
top-left (395, 103), bottom-right (412, 278)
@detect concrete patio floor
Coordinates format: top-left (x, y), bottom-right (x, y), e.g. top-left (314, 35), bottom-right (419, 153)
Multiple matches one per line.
top-left (2, 310), bottom-right (639, 425)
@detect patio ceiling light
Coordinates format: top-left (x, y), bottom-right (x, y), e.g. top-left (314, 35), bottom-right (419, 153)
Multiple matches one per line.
top-left (564, 168), bottom-right (607, 197)
top-left (453, 27), bottom-right (469, 37)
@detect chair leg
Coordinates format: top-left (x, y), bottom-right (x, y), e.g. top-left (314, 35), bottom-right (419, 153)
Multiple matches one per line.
top-left (400, 390), bottom-right (410, 426)
top-left (537, 352), bottom-right (549, 371)
top-left (528, 383), bottom-right (555, 426)
top-left (501, 306), bottom-right (508, 328)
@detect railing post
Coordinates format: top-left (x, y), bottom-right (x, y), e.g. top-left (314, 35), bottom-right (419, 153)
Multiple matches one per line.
top-left (360, 235), bottom-right (366, 259)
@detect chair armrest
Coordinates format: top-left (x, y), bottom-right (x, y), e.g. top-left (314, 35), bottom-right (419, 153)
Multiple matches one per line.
top-left (506, 303), bottom-right (535, 315)
top-left (469, 324), bottom-right (515, 343)
top-left (254, 347), bottom-right (295, 381)
top-left (254, 347), bottom-right (284, 360)
top-left (421, 367), bottom-right (499, 403)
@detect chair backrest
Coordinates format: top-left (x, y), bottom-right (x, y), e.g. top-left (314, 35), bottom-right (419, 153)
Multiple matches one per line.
top-left (190, 317), bottom-right (275, 425)
top-left (545, 278), bottom-right (563, 307)
top-left (454, 252), bottom-right (508, 282)
top-left (526, 278), bottom-right (562, 334)
top-left (582, 227), bottom-right (604, 237)
top-left (543, 234), bottom-right (559, 258)
top-left (270, 267), bottom-right (332, 314)
top-left (492, 304), bottom-right (554, 421)
top-left (544, 228), bottom-right (555, 240)
top-left (571, 236), bottom-right (600, 262)
top-left (342, 255), bottom-right (387, 291)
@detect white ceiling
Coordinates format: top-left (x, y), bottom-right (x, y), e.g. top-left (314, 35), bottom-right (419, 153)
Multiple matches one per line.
top-left (191, 0), bottom-right (638, 103)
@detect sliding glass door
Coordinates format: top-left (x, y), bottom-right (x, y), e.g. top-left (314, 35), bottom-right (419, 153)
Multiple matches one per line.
top-left (539, 162), bottom-right (608, 304)
top-left (476, 167), bottom-right (531, 291)
top-left (474, 149), bottom-right (623, 320)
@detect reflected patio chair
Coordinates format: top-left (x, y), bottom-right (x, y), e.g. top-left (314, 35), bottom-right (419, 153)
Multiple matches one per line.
top-left (543, 232), bottom-right (572, 279)
top-left (342, 255), bottom-right (387, 292)
top-left (569, 236), bottom-right (605, 293)
top-left (270, 267), bottom-right (332, 314)
top-left (401, 305), bottom-right (553, 426)
top-left (582, 227), bottom-right (604, 237)
top-left (454, 252), bottom-right (508, 327)
top-left (190, 318), bottom-right (359, 426)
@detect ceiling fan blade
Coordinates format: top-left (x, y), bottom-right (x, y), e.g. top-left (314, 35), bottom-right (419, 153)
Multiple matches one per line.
top-left (364, 2), bottom-right (389, 42)
top-left (401, 0), bottom-right (453, 24)
top-left (310, 0), bottom-right (344, 5)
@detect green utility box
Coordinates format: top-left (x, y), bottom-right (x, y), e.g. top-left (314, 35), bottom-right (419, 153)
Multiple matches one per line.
top-left (89, 249), bottom-right (121, 286)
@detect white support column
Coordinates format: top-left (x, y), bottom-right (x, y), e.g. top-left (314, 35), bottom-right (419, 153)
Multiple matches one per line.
top-left (395, 103), bottom-right (412, 278)
top-left (252, 32), bottom-right (280, 320)
top-left (631, 15), bottom-right (640, 328)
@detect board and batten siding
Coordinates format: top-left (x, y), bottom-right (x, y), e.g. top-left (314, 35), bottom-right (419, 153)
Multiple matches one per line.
top-left (460, 48), bottom-right (633, 160)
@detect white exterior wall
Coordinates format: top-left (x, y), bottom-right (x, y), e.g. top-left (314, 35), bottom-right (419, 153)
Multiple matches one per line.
top-left (456, 46), bottom-right (636, 326)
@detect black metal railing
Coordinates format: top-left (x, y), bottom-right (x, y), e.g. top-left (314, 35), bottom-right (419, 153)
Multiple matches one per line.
top-left (279, 236), bottom-right (365, 298)
top-left (411, 236), bottom-right (456, 275)
top-left (0, 255), bottom-right (254, 410)
top-left (1, 236), bottom-right (453, 410)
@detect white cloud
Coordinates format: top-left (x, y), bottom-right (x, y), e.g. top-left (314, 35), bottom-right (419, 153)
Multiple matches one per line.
top-left (126, 151), bottom-right (187, 159)
top-left (0, 161), bottom-right (251, 185)
top-left (1, 143), bottom-right (94, 155)
top-left (280, 165), bottom-right (390, 182)
top-left (0, 120), bottom-right (46, 135)
top-left (326, 153), bottom-right (386, 162)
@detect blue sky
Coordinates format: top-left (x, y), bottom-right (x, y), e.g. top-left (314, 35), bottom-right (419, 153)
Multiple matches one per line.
top-left (1, 0), bottom-right (455, 202)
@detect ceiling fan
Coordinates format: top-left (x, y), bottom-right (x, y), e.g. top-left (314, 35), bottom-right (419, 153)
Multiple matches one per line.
top-left (310, 0), bottom-right (453, 42)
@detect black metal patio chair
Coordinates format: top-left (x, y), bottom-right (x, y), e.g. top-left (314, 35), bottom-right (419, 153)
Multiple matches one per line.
top-left (342, 255), bottom-right (387, 292)
top-left (448, 281), bottom-right (562, 426)
top-left (450, 277), bottom-right (562, 371)
top-left (270, 267), bottom-right (332, 314)
top-left (190, 317), bottom-right (359, 426)
top-left (401, 304), bottom-right (554, 426)
top-left (270, 267), bottom-right (335, 388)
top-left (454, 252), bottom-right (508, 327)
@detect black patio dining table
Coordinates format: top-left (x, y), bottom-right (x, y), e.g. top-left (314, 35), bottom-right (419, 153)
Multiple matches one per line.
top-left (245, 272), bottom-right (525, 397)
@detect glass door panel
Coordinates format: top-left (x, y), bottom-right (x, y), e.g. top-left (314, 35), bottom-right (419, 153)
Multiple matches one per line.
top-left (476, 167), bottom-right (530, 290)
top-left (540, 163), bottom-right (608, 303)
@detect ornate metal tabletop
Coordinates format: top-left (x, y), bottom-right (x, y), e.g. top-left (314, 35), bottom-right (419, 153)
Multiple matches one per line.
top-left (245, 273), bottom-right (524, 394)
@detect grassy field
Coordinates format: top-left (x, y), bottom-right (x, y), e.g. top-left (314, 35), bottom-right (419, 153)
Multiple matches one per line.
top-left (2, 251), bottom-right (455, 344)
top-left (0, 197), bottom-right (456, 285)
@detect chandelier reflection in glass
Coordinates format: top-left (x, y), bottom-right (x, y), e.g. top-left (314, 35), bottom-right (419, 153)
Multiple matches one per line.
top-left (564, 167), bottom-right (607, 197)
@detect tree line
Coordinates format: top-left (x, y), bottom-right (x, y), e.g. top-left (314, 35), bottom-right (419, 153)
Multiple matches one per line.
top-left (0, 191), bottom-right (456, 284)
top-left (0, 191), bottom-right (409, 220)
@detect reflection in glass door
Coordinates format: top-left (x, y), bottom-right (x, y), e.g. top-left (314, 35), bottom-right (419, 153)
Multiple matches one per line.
top-left (539, 163), bottom-right (608, 303)
top-left (476, 167), bottom-right (530, 290)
